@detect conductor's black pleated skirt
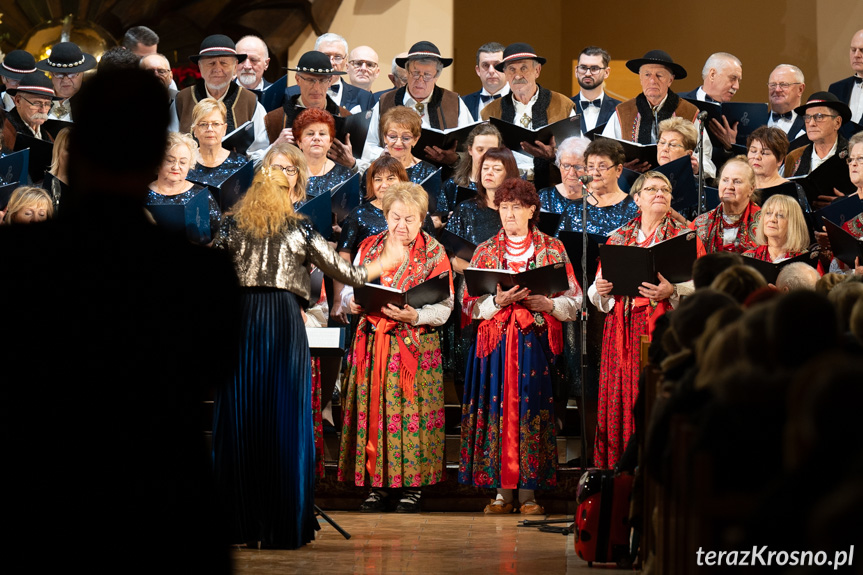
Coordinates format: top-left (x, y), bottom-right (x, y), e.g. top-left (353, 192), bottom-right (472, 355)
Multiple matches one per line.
top-left (213, 287), bottom-right (316, 549)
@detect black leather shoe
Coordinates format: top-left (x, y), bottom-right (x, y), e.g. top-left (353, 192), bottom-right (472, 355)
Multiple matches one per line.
top-left (395, 489), bottom-right (421, 513)
top-left (359, 489), bottom-right (388, 512)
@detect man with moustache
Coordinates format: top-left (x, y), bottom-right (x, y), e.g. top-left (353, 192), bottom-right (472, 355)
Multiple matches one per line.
top-left (1, 50), bottom-right (37, 112)
top-left (346, 46), bottom-right (381, 93)
top-left (35, 42), bottom-right (96, 122)
top-left (828, 29), bottom-right (863, 125)
top-left (286, 33), bottom-right (375, 114)
top-left (359, 41), bottom-right (473, 167)
top-left (235, 35), bottom-right (271, 96)
top-left (570, 46), bottom-right (620, 134)
top-left (1, 71), bottom-right (58, 152)
top-left (767, 64), bottom-right (807, 140)
top-left (170, 35), bottom-right (269, 159)
top-left (462, 42), bottom-right (510, 121)
top-left (679, 52), bottom-right (743, 151)
top-left (481, 42), bottom-right (576, 187)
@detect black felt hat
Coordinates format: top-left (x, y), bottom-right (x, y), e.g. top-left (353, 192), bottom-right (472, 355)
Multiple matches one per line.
top-left (286, 51), bottom-right (346, 75)
top-left (189, 35), bottom-right (247, 64)
top-left (493, 43), bottom-right (547, 72)
top-left (1, 50), bottom-right (37, 80)
top-left (395, 41), bottom-right (453, 69)
top-left (625, 49), bottom-right (687, 79)
top-left (35, 42), bottom-right (97, 75)
top-left (794, 91), bottom-right (852, 124)
top-left (6, 71), bottom-right (59, 100)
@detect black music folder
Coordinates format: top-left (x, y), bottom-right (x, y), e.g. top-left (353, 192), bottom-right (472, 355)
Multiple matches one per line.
top-left (558, 231), bottom-right (607, 286)
top-left (816, 194), bottom-right (863, 227)
top-left (297, 190), bottom-right (332, 237)
top-left (260, 75), bottom-right (288, 112)
top-left (0, 181), bottom-right (18, 210)
top-left (419, 168), bottom-right (442, 213)
top-left (464, 262), bottom-right (569, 297)
top-left (331, 172), bottom-right (361, 222)
top-left (147, 188), bottom-right (214, 244)
top-left (788, 155), bottom-right (855, 205)
top-left (354, 272), bottom-right (450, 311)
top-left (454, 185), bottom-right (476, 208)
top-left (438, 229), bottom-right (478, 262)
top-left (334, 112), bottom-right (372, 159)
top-left (14, 133), bottom-right (53, 184)
top-left (824, 220), bottom-right (863, 268)
top-left (221, 121), bottom-right (255, 155)
top-left (489, 116), bottom-right (581, 155)
top-left (596, 135), bottom-right (657, 167)
top-left (0, 148), bottom-right (29, 185)
top-left (741, 250), bottom-right (820, 284)
top-left (537, 210), bottom-right (563, 236)
top-left (599, 231), bottom-right (698, 297)
top-left (684, 99), bottom-right (769, 144)
top-left (194, 160), bottom-right (255, 212)
top-left (414, 122), bottom-right (483, 162)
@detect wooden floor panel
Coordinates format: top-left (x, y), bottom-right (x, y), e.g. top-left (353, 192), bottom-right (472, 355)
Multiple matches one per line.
top-left (230, 512), bottom-right (613, 574)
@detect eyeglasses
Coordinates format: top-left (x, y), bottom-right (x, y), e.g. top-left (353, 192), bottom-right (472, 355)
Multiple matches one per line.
top-left (164, 157), bottom-right (189, 167)
top-left (559, 163), bottom-right (584, 172)
top-left (585, 163), bottom-right (617, 173)
top-left (802, 113), bottom-right (838, 123)
top-left (324, 54), bottom-right (345, 64)
top-left (150, 68), bottom-right (172, 77)
top-left (767, 82), bottom-right (801, 90)
top-left (576, 65), bottom-right (606, 75)
top-left (657, 139), bottom-right (686, 150)
top-left (349, 60), bottom-right (378, 69)
top-left (639, 185), bottom-right (672, 196)
top-left (271, 164), bottom-right (299, 176)
top-left (196, 121), bottom-right (225, 130)
top-left (52, 72), bottom-right (79, 79)
top-left (847, 156), bottom-right (863, 165)
top-left (20, 95), bottom-right (52, 111)
top-left (296, 74), bottom-right (331, 87)
top-left (385, 133), bottom-right (414, 144)
top-left (409, 71), bottom-right (436, 83)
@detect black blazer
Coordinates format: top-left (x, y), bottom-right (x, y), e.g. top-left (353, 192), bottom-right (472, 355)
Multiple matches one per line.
top-left (571, 92), bottom-right (621, 132)
top-left (829, 76), bottom-right (858, 106)
top-left (676, 87), bottom-right (702, 101)
top-left (285, 79), bottom-right (375, 112)
top-left (462, 90), bottom-right (483, 121)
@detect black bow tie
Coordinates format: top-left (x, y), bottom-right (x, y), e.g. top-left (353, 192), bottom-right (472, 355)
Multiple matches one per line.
top-left (481, 93), bottom-right (502, 104)
top-left (581, 98), bottom-right (602, 108)
top-left (329, 82), bottom-right (340, 94)
top-left (771, 111), bottom-right (793, 122)
top-left (855, 76), bottom-right (863, 85)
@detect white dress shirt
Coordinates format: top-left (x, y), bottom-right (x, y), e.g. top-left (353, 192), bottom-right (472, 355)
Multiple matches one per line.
top-left (849, 76), bottom-right (863, 124)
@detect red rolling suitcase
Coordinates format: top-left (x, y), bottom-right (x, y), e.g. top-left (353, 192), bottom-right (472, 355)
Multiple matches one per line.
top-left (573, 469), bottom-right (634, 567)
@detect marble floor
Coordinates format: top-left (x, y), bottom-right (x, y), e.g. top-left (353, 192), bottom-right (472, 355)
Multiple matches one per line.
top-left (229, 511), bottom-right (622, 574)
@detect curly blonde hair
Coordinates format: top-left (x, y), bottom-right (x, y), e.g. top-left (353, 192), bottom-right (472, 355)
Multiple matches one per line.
top-left (165, 132), bottom-right (198, 170)
top-left (233, 169), bottom-right (302, 238)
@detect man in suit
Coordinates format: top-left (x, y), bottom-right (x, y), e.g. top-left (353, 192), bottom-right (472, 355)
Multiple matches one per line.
top-left (462, 42), bottom-right (510, 121)
top-left (767, 64), bottom-right (807, 141)
top-left (571, 46), bottom-right (620, 135)
top-left (286, 33), bottom-right (375, 114)
top-left (347, 46), bottom-right (380, 93)
top-left (678, 52), bottom-right (743, 152)
top-left (235, 35), bottom-right (271, 96)
top-left (828, 29), bottom-right (863, 125)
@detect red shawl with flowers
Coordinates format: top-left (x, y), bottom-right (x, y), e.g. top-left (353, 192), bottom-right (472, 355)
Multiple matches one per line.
top-left (692, 201), bottom-right (761, 254)
top-left (844, 212), bottom-right (863, 239)
top-left (462, 226), bottom-right (581, 358)
top-left (353, 230), bottom-right (453, 395)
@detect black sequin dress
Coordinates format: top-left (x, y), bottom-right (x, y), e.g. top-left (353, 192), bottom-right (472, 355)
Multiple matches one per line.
top-left (186, 151), bottom-right (249, 187)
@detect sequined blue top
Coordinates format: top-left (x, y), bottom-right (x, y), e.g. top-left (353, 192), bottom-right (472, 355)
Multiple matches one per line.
top-left (338, 201), bottom-right (436, 258)
top-left (145, 184), bottom-right (221, 243)
top-left (446, 197), bottom-right (501, 246)
top-left (443, 178), bottom-right (476, 212)
top-left (186, 151), bottom-right (248, 187)
top-left (557, 195), bottom-right (639, 236)
top-left (307, 163), bottom-right (352, 198)
top-left (407, 160), bottom-right (447, 214)
top-left (539, 185), bottom-right (580, 215)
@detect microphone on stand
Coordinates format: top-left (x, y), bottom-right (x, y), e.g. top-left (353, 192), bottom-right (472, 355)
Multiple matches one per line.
top-left (696, 110), bottom-right (709, 124)
top-left (578, 175), bottom-right (594, 185)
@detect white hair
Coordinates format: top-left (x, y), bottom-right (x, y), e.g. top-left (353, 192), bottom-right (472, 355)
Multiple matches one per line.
top-left (772, 63), bottom-right (805, 83)
top-left (315, 33), bottom-right (348, 55)
top-left (702, 52), bottom-right (742, 79)
top-left (555, 136), bottom-right (590, 166)
top-left (237, 35), bottom-right (269, 58)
